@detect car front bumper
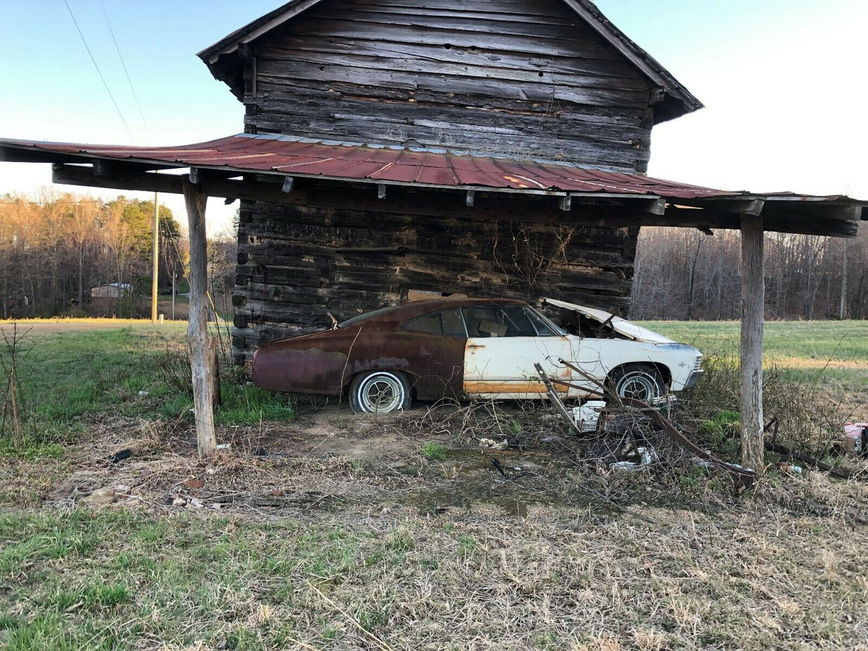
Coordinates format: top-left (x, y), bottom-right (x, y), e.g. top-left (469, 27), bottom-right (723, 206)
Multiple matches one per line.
top-left (683, 369), bottom-right (704, 390)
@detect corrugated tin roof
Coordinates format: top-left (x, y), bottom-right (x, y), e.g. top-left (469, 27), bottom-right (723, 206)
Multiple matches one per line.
top-left (0, 134), bottom-right (747, 200)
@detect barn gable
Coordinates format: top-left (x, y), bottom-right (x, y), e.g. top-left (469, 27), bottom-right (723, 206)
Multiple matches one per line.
top-left (200, 0), bottom-right (701, 174)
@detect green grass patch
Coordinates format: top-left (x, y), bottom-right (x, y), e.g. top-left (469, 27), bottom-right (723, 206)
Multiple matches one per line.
top-left (0, 324), bottom-right (295, 447)
top-left (420, 442), bottom-right (447, 461)
top-left (639, 319), bottom-right (868, 393)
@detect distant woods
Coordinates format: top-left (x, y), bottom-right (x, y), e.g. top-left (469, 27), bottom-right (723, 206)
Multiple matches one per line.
top-left (632, 227), bottom-right (868, 320)
top-left (0, 191), bottom-right (187, 319)
top-left (2, 191), bottom-right (865, 321)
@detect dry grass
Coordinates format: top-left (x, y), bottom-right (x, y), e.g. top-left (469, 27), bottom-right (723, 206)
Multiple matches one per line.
top-left (3, 402), bottom-right (868, 649)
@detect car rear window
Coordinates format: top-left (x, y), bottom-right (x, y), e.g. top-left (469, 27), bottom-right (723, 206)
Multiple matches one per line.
top-left (402, 308), bottom-right (466, 337)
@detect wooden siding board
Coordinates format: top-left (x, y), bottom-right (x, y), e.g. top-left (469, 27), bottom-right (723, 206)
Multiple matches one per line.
top-left (256, 39), bottom-right (640, 80)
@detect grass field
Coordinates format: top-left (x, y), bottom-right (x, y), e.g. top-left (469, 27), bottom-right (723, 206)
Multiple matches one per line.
top-left (640, 320), bottom-right (868, 390)
top-left (1, 320), bottom-right (867, 650)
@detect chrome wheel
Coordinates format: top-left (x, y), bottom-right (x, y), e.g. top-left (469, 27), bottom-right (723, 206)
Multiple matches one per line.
top-left (350, 371), bottom-right (409, 414)
top-left (611, 365), bottom-right (665, 402)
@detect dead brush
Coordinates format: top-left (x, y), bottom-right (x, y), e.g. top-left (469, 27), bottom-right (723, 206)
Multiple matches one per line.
top-left (684, 350), bottom-right (857, 460)
top-left (400, 399), bottom-right (569, 450)
top-left (154, 344), bottom-right (193, 398)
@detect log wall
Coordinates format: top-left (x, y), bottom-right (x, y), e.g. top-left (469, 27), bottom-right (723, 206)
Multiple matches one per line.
top-left (243, 0), bottom-right (657, 173)
top-left (231, 182), bottom-right (638, 362)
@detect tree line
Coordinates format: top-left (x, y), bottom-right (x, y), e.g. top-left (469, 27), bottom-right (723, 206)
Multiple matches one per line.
top-left (2, 190), bottom-right (865, 321)
top-left (631, 226), bottom-right (868, 320)
top-left (0, 191), bottom-right (184, 319)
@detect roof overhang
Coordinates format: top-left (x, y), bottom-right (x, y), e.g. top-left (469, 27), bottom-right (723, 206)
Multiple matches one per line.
top-left (198, 0), bottom-right (701, 121)
top-left (1, 134), bottom-right (864, 237)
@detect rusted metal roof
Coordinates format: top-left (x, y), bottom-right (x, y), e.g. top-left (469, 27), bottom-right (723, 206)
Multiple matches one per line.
top-left (0, 134), bottom-right (748, 200)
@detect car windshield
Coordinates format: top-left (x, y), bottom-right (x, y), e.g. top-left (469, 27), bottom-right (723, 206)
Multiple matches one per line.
top-left (338, 306), bottom-right (402, 328)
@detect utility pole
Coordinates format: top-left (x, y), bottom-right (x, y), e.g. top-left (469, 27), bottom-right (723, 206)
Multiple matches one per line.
top-left (151, 191), bottom-right (159, 324)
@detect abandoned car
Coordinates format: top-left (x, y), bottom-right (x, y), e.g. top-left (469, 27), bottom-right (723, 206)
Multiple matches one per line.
top-left (251, 298), bottom-right (704, 413)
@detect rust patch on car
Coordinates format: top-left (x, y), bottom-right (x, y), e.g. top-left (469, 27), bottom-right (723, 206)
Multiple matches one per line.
top-left (463, 380), bottom-right (562, 395)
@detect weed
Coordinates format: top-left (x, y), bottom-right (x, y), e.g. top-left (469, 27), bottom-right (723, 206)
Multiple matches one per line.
top-left (420, 442), bottom-right (447, 461)
top-left (385, 528), bottom-right (414, 553)
top-left (457, 533), bottom-right (476, 556)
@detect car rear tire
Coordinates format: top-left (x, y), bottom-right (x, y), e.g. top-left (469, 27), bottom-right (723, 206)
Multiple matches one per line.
top-left (349, 371), bottom-right (411, 414)
top-left (609, 364), bottom-right (666, 403)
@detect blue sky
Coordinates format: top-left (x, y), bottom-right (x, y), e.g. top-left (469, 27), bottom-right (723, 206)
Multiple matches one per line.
top-left (1, 0), bottom-right (866, 233)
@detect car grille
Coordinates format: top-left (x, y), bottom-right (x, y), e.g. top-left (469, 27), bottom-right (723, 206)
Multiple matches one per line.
top-left (694, 356), bottom-right (703, 371)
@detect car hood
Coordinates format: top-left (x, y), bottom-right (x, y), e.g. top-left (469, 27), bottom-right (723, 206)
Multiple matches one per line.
top-left (542, 298), bottom-right (676, 344)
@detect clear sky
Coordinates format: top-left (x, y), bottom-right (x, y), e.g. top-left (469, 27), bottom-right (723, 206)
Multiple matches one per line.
top-left (1, 0), bottom-right (866, 234)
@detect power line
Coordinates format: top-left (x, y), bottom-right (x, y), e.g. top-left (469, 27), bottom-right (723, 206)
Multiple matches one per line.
top-left (63, 0), bottom-right (132, 136)
top-left (98, 0), bottom-right (148, 133)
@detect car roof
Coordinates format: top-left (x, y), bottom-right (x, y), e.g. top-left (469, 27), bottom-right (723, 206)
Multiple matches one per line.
top-left (346, 297), bottom-right (529, 326)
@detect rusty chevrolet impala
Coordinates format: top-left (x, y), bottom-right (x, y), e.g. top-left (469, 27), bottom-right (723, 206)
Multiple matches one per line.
top-left (251, 298), bottom-right (703, 413)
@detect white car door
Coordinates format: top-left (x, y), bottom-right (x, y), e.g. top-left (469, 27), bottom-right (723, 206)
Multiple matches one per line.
top-left (462, 305), bottom-right (575, 399)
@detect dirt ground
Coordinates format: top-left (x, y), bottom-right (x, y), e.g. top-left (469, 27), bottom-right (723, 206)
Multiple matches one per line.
top-left (35, 404), bottom-right (602, 519)
top-left (7, 401), bottom-right (862, 528)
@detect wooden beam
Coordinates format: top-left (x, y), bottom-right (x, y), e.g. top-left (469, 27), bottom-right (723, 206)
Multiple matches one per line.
top-left (0, 146), bottom-right (80, 164)
top-left (53, 163), bottom-right (184, 194)
top-left (740, 213), bottom-right (765, 473)
top-left (677, 198), bottom-right (765, 216)
top-left (465, 190), bottom-right (475, 207)
top-left (182, 176), bottom-right (217, 458)
top-left (282, 176), bottom-right (295, 193)
top-left (560, 195), bottom-right (572, 212)
top-left (377, 183), bottom-right (387, 200)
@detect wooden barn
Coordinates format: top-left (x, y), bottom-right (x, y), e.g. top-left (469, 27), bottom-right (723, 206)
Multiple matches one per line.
top-left (196, 0), bottom-right (703, 361)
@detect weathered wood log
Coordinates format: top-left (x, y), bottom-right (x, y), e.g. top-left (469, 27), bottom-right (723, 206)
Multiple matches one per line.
top-left (182, 177), bottom-right (217, 458)
top-left (740, 214), bottom-right (765, 473)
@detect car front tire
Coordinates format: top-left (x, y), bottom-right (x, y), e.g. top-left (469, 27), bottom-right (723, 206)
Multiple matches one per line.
top-left (349, 371), bottom-right (411, 414)
top-left (609, 364), bottom-right (666, 403)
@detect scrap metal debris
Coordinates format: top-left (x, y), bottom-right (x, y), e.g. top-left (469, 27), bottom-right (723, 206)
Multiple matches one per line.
top-left (534, 360), bottom-right (756, 488)
top-left (844, 422), bottom-right (867, 457)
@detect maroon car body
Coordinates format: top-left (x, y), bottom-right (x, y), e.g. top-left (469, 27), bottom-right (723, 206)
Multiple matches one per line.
top-left (251, 298), bottom-right (521, 401)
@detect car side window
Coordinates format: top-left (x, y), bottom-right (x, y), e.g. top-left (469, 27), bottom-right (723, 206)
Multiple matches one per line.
top-left (500, 306), bottom-right (538, 336)
top-left (463, 306), bottom-right (539, 337)
top-left (440, 308), bottom-right (467, 337)
top-left (462, 307), bottom-right (499, 337)
top-left (402, 308), bottom-right (467, 338)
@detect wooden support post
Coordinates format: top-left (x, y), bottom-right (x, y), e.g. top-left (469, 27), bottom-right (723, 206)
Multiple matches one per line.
top-left (182, 177), bottom-right (217, 458)
top-left (740, 213), bottom-right (765, 473)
